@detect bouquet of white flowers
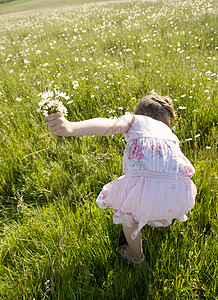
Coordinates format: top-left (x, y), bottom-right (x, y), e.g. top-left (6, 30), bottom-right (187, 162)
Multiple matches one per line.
top-left (37, 87), bottom-right (69, 117)
top-left (37, 87), bottom-right (70, 150)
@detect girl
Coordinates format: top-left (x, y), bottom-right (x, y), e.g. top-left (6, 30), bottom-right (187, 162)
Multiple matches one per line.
top-left (44, 92), bottom-right (197, 265)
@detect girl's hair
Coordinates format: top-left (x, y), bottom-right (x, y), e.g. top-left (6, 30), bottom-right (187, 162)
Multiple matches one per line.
top-left (134, 92), bottom-right (176, 128)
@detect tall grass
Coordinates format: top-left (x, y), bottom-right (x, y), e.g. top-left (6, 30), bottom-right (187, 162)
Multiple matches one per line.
top-left (0, 0), bottom-right (217, 299)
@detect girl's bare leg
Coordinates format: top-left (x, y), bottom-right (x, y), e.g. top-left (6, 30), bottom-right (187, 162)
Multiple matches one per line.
top-left (122, 224), bottom-right (144, 262)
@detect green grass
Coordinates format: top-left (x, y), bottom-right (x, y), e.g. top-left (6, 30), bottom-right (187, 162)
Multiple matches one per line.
top-left (0, 0), bottom-right (217, 299)
top-left (0, 0), bottom-right (112, 15)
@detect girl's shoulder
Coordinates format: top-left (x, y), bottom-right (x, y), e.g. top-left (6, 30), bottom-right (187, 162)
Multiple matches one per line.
top-left (125, 114), bottom-right (179, 142)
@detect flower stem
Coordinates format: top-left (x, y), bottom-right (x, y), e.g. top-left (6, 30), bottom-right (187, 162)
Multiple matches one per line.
top-left (56, 136), bottom-right (63, 154)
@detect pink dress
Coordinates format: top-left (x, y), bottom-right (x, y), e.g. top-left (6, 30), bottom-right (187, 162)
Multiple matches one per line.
top-left (96, 115), bottom-right (197, 239)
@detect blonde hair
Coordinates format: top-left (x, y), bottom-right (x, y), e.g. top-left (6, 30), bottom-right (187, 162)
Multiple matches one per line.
top-left (134, 92), bottom-right (176, 128)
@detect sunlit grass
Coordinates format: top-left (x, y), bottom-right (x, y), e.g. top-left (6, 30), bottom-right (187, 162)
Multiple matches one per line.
top-left (0, 0), bottom-right (111, 15)
top-left (0, 0), bottom-right (217, 298)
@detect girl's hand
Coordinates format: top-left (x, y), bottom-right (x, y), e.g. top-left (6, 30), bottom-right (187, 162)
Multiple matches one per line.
top-left (44, 113), bottom-right (73, 137)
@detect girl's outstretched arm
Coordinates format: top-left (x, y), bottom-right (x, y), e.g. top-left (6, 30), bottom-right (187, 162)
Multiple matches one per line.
top-left (44, 113), bottom-right (134, 137)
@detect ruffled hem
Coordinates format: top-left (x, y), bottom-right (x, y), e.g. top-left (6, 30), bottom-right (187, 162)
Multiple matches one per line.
top-left (96, 174), bottom-right (196, 239)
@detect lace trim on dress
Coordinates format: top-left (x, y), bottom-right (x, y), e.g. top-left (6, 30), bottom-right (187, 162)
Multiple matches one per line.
top-left (125, 170), bottom-right (189, 181)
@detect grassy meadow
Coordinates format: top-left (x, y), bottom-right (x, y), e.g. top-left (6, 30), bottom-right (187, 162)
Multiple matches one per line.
top-left (0, 0), bottom-right (217, 298)
top-left (0, 0), bottom-right (110, 15)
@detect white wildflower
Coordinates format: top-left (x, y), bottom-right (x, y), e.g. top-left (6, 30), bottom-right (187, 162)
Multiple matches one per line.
top-left (37, 88), bottom-right (68, 117)
top-left (39, 90), bottom-right (54, 100)
top-left (56, 90), bottom-right (70, 100)
top-left (72, 81), bottom-right (79, 89)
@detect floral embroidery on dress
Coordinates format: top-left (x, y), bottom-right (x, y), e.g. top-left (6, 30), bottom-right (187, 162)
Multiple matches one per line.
top-left (113, 208), bottom-right (131, 216)
top-left (177, 164), bottom-right (195, 177)
top-left (148, 219), bottom-right (169, 227)
top-left (149, 144), bottom-right (163, 159)
top-left (124, 138), bottom-right (147, 169)
top-left (98, 190), bottom-right (110, 206)
top-left (174, 156), bottom-right (195, 177)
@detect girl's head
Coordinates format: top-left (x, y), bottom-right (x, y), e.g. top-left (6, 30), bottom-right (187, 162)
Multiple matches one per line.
top-left (134, 92), bottom-right (176, 128)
